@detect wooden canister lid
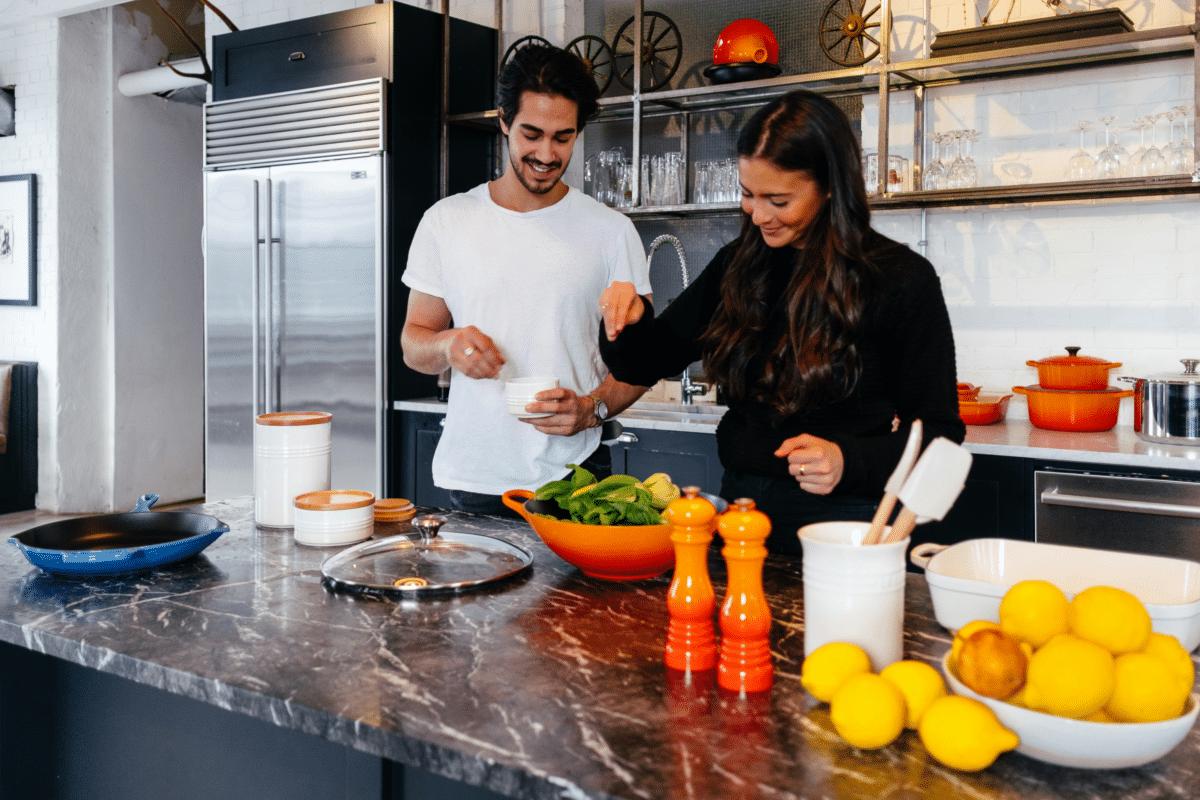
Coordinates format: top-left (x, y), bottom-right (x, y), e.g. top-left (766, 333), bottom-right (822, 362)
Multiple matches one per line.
top-left (294, 490), bottom-right (374, 511)
top-left (374, 498), bottom-right (416, 522)
top-left (256, 411), bottom-right (333, 426)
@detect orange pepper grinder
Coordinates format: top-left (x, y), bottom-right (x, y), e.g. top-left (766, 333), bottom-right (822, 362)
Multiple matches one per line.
top-left (663, 486), bottom-right (718, 673)
top-left (716, 497), bottom-right (773, 694)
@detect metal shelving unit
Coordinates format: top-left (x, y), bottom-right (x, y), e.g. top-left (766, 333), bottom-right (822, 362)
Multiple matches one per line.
top-left (445, 0), bottom-right (1200, 212)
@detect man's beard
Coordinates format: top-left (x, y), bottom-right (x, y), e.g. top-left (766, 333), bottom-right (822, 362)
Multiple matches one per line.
top-left (511, 151), bottom-right (565, 195)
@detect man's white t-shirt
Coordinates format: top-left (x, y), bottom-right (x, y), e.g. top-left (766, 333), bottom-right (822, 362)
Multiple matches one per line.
top-left (403, 183), bottom-right (652, 495)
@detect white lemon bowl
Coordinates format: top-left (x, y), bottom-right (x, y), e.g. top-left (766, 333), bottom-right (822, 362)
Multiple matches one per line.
top-left (912, 539), bottom-right (1200, 652)
top-left (940, 652), bottom-right (1200, 769)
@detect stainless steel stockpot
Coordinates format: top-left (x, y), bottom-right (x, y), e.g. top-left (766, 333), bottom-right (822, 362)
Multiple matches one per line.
top-left (1120, 359), bottom-right (1200, 445)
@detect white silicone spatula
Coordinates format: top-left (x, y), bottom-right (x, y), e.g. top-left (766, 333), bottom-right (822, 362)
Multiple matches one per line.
top-left (882, 437), bottom-right (973, 545)
top-left (862, 419), bottom-right (923, 545)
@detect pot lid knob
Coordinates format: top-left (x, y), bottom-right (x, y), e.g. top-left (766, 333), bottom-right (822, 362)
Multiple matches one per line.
top-left (1182, 359), bottom-right (1198, 376)
top-left (413, 515), bottom-right (446, 542)
top-left (1064, 346), bottom-right (1081, 356)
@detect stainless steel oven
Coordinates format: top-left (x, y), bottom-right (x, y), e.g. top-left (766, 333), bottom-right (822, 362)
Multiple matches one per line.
top-left (1035, 469), bottom-right (1200, 561)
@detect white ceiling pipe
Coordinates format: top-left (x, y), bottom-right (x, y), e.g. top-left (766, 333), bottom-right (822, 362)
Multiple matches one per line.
top-left (117, 58), bottom-right (207, 97)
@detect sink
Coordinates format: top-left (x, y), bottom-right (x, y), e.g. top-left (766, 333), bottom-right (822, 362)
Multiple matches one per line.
top-left (626, 401), bottom-right (727, 419)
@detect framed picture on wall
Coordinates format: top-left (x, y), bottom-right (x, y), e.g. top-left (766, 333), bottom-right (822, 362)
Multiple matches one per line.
top-left (0, 173), bottom-right (37, 306)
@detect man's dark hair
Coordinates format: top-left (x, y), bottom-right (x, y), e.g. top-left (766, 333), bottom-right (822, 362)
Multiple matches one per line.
top-left (496, 43), bottom-right (600, 131)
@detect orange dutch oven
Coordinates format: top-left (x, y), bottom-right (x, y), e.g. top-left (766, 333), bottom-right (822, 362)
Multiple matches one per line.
top-left (1012, 385), bottom-right (1133, 432)
top-left (1026, 347), bottom-right (1121, 391)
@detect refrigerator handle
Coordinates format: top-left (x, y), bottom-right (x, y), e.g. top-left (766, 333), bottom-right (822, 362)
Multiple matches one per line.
top-left (252, 179), bottom-right (262, 419)
top-left (265, 178), bottom-right (278, 413)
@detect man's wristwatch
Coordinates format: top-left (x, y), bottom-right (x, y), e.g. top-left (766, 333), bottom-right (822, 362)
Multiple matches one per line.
top-left (589, 395), bottom-right (608, 427)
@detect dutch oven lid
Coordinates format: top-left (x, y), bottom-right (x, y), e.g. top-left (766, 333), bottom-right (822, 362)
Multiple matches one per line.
top-left (1028, 346), bottom-right (1119, 368)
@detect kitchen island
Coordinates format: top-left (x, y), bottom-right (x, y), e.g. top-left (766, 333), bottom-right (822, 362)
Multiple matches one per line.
top-left (1, 496), bottom-right (1197, 800)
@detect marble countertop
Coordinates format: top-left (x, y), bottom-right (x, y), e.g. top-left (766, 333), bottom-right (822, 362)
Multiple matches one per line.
top-left (4, 497), bottom-right (1200, 799)
top-left (394, 398), bottom-right (1200, 474)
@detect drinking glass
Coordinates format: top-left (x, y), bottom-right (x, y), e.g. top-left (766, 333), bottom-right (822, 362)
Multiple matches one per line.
top-left (1125, 116), bottom-right (1149, 176)
top-left (662, 152), bottom-right (684, 205)
top-left (887, 154), bottom-right (910, 193)
top-left (1065, 121), bottom-right (1096, 181)
top-left (693, 160), bottom-right (710, 204)
top-left (862, 151), bottom-right (879, 195)
top-left (923, 132), bottom-right (947, 190)
top-left (1094, 116), bottom-right (1121, 180)
top-left (944, 131), bottom-right (967, 189)
top-left (641, 154), bottom-right (655, 205)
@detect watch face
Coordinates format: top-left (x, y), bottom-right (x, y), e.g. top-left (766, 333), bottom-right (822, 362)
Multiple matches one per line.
top-left (595, 401), bottom-right (608, 420)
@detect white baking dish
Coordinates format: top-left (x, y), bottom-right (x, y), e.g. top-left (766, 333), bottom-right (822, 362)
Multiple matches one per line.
top-left (910, 538), bottom-right (1200, 652)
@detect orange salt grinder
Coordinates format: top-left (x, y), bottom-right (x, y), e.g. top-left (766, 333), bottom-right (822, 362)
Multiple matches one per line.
top-left (716, 498), bottom-right (773, 694)
top-left (663, 486), bottom-right (719, 673)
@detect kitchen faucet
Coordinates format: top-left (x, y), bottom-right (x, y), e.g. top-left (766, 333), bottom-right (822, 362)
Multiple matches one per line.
top-left (646, 234), bottom-right (708, 404)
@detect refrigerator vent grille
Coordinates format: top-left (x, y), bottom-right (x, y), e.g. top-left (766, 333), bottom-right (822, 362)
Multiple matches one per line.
top-left (204, 79), bottom-right (385, 169)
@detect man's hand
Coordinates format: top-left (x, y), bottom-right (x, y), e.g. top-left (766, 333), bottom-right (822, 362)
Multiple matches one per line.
top-left (774, 434), bottom-right (844, 495)
top-left (445, 325), bottom-right (505, 379)
top-left (521, 388), bottom-right (596, 436)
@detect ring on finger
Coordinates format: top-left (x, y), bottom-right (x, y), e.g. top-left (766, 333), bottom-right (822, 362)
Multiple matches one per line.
top-left (464, 346), bottom-right (475, 357)
top-left (799, 464), bottom-right (806, 476)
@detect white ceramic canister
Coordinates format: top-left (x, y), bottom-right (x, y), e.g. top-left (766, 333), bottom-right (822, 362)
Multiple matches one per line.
top-left (799, 520), bottom-right (909, 671)
top-left (293, 490), bottom-right (375, 547)
top-left (254, 411), bottom-right (333, 528)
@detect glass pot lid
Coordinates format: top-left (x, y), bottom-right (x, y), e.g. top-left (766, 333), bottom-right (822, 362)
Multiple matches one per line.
top-left (320, 515), bottom-right (533, 597)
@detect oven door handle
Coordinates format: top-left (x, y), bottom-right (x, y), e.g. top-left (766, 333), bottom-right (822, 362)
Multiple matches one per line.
top-left (1040, 489), bottom-right (1200, 519)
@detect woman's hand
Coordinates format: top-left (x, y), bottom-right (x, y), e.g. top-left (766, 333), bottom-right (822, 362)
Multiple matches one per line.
top-left (598, 281), bottom-right (645, 341)
top-left (774, 434), bottom-right (844, 495)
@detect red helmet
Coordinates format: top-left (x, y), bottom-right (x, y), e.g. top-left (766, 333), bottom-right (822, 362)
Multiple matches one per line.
top-left (712, 19), bottom-right (779, 66)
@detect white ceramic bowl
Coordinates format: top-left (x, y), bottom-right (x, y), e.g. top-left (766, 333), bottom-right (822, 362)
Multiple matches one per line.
top-left (912, 538), bottom-right (1200, 651)
top-left (941, 652), bottom-right (1200, 769)
top-left (293, 489), bottom-right (374, 547)
top-left (505, 377), bottom-right (558, 419)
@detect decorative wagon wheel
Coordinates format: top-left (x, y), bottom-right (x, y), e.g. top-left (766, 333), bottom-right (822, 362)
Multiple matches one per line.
top-left (500, 34), bottom-right (552, 69)
top-left (611, 11), bottom-right (683, 93)
top-left (819, 0), bottom-right (885, 67)
top-left (566, 34), bottom-right (615, 95)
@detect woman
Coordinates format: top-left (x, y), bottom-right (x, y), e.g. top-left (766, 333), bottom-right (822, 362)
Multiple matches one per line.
top-left (598, 89), bottom-right (965, 555)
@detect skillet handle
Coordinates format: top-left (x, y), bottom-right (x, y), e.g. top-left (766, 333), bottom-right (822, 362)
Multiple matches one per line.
top-left (132, 494), bottom-right (160, 513)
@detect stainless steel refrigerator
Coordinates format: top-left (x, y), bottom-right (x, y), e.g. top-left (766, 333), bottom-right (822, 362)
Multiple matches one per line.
top-left (203, 79), bottom-right (387, 502)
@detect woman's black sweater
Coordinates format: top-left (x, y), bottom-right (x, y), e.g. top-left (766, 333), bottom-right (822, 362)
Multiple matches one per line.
top-left (600, 230), bottom-right (966, 499)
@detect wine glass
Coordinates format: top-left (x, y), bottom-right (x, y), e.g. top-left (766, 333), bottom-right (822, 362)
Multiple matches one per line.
top-left (1165, 109), bottom-right (1189, 175)
top-left (1175, 105), bottom-right (1195, 175)
top-left (949, 130), bottom-right (978, 188)
top-left (944, 131), bottom-right (966, 189)
top-left (1138, 114), bottom-right (1167, 177)
top-left (923, 132), bottom-right (947, 190)
top-left (1094, 116), bottom-right (1121, 180)
top-left (1065, 121), bottom-right (1096, 181)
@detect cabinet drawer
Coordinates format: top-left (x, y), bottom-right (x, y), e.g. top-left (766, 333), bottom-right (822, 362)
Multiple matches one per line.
top-left (213, 5), bottom-right (391, 101)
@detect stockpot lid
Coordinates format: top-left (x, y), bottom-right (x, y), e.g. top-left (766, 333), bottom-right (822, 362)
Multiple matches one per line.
top-left (1136, 358), bottom-right (1200, 385)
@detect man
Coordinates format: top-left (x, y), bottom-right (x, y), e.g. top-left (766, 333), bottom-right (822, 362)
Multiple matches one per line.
top-left (400, 44), bottom-right (652, 515)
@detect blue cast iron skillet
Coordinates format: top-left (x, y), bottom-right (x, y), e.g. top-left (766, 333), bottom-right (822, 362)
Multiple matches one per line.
top-left (8, 494), bottom-right (230, 577)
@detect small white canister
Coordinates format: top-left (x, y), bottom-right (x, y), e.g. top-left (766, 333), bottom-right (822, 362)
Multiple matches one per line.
top-left (254, 411), bottom-right (333, 528)
top-left (293, 490), bottom-right (375, 547)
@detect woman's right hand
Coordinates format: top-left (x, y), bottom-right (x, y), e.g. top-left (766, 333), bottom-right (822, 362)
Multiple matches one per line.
top-left (598, 281), bottom-right (645, 341)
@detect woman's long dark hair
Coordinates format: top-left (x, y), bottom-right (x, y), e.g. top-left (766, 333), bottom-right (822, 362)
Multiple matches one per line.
top-left (699, 89), bottom-right (879, 417)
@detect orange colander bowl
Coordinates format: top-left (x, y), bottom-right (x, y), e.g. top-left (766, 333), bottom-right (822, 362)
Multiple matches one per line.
top-left (502, 489), bottom-right (674, 581)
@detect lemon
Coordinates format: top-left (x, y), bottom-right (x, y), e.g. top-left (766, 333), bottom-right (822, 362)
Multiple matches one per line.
top-left (801, 642), bottom-right (872, 703)
top-left (1142, 632), bottom-right (1195, 696)
top-left (918, 695), bottom-right (1019, 771)
top-left (1105, 652), bottom-right (1189, 723)
top-left (999, 580), bottom-right (1070, 648)
top-left (1068, 586), bottom-right (1151, 655)
top-left (880, 659), bottom-right (947, 729)
top-left (1023, 633), bottom-right (1115, 718)
top-left (950, 620), bottom-right (1002, 668)
top-left (829, 673), bottom-right (907, 749)
top-left (956, 627), bottom-right (1028, 700)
